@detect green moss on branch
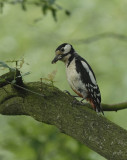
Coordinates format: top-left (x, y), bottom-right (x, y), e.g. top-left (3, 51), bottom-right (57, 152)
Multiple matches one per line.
top-left (0, 71), bottom-right (127, 160)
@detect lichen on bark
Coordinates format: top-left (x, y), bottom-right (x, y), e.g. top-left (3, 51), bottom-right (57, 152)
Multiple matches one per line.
top-left (0, 71), bottom-right (127, 160)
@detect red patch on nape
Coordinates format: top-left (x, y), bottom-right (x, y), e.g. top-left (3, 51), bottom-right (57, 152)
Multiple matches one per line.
top-left (71, 87), bottom-right (83, 98)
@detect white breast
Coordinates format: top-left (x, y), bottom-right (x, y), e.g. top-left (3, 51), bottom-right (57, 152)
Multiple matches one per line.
top-left (65, 58), bottom-right (88, 98)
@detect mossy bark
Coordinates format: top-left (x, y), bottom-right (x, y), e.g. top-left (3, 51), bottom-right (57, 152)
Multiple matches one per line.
top-left (0, 71), bottom-right (127, 160)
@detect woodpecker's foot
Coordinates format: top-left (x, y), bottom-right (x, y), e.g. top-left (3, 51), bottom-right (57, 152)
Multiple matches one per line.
top-left (64, 90), bottom-right (71, 96)
top-left (74, 98), bottom-right (87, 106)
top-left (64, 90), bottom-right (79, 98)
top-left (72, 99), bottom-right (87, 107)
top-left (72, 99), bottom-right (80, 106)
top-left (80, 98), bottom-right (85, 103)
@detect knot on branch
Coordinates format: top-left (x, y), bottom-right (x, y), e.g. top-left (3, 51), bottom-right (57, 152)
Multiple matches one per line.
top-left (0, 96), bottom-right (26, 115)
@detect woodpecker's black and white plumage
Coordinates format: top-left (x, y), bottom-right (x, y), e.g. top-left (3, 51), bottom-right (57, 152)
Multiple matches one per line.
top-left (52, 43), bottom-right (103, 114)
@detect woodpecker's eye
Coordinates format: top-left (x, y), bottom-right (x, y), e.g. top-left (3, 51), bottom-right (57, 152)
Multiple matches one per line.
top-left (61, 48), bottom-right (64, 52)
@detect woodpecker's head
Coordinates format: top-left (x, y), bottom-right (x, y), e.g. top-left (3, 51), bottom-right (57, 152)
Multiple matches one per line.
top-left (52, 43), bottom-right (74, 64)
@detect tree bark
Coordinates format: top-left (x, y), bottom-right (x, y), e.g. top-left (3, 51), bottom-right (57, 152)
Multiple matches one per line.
top-left (0, 71), bottom-right (127, 160)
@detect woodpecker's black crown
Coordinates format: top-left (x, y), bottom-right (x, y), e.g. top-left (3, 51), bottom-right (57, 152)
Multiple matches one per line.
top-left (55, 43), bottom-right (74, 54)
top-left (55, 43), bottom-right (68, 51)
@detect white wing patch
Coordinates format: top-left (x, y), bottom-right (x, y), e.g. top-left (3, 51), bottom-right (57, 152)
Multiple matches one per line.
top-left (89, 71), bottom-right (97, 85)
top-left (81, 61), bottom-right (89, 72)
top-left (81, 61), bottom-right (97, 85)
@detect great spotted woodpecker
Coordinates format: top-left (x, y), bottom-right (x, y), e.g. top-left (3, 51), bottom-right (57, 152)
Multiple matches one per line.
top-left (52, 43), bottom-right (104, 114)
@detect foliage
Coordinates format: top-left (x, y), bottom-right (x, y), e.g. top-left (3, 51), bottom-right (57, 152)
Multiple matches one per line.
top-left (0, 61), bottom-right (15, 71)
top-left (0, 0), bottom-right (70, 21)
top-left (41, 70), bottom-right (57, 85)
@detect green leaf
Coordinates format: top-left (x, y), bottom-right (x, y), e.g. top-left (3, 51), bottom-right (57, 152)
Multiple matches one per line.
top-left (21, 0), bottom-right (27, 11)
top-left (48, 0), bottom-right (56, 5)
top-left (0, 61), bottom-right (11, 69)
top-left (0, 2), bottom-right (4, 13)
top-left (51, 8), bottom-right (57, 21)
top-left (0, 61), bottom-right (15, 71)
top-left (33, 2), bottom-right (40, 6)
top-left (42, 4), bottom-right (48, 15)
top-left (65, 10), bottom-right (71, 16)
top-left (21, 71), bottom-right (31, 77)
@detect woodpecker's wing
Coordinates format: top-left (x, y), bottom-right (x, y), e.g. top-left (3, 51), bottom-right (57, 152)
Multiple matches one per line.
top-left (75, 54), bottom-right (103, 113)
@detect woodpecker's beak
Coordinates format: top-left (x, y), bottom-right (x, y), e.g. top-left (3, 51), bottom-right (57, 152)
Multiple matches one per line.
top-left (52, 50), bottom-right (62, 64)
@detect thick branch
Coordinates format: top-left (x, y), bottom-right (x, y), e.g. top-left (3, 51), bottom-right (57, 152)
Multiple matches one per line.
top-left (0, 72), bottom-right (127, 160)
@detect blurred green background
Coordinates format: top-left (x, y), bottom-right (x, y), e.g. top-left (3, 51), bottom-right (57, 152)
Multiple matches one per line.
top-left (0, 0), bottom-right (127, 159)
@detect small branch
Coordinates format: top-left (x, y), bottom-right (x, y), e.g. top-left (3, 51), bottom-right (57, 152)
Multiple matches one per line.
top-left (102, 102), bottom-right (127, 111)
top-left (84, 102), bottom-right (127, 112)
top-left (72, 32), bottom-right (127, 44)
top-left (7, 81), bottom-right (45, 97)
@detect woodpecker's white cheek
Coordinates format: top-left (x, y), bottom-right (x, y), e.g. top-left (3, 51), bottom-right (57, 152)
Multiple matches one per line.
top-left (64, 44), bottom-right (71, 54)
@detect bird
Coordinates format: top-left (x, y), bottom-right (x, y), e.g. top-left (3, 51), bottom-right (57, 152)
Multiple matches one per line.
top-left (52, 43), bottom-right (104, 114)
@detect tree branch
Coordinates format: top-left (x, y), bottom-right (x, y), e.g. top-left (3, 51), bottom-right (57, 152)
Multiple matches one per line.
top-left (72, 32), bottom-right (127, 44)
top-left (85, 102), bottom-right (127, 112)
top-left (101, 102), bottom-right (127, 111)
top-left (0, 71), bottom-right (127, 160)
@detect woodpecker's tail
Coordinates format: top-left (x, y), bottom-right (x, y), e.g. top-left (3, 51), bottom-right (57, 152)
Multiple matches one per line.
top-left (95, 105), bottom-right (104, 115)
top-left (87, 98), bottom-right (104, 115)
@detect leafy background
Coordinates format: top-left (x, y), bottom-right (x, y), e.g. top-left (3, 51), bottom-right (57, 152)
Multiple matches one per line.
top-left (0, 0), bottom-right (127, 159)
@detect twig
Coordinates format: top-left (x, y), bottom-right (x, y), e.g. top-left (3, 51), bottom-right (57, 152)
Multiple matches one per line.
top-left (101, 102), bottom-right (127, 111)
top-left (84, 102), bottom-right (127, 112)
top-left (6, 81), bottom-right (45, 97)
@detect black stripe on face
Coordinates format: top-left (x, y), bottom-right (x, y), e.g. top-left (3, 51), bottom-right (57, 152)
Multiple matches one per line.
top-left (67, 54), bottom-right (74, 67)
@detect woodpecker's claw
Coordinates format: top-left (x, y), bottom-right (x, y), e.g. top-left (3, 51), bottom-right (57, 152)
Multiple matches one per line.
top-left (80, 98), bottom-right (85, 103)
top-left (64, 90), bottom-right (71, 95)
top-left (64, 90), bottom-right (80, 106)
top-left (72, 99), bottom-right (79, 106)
